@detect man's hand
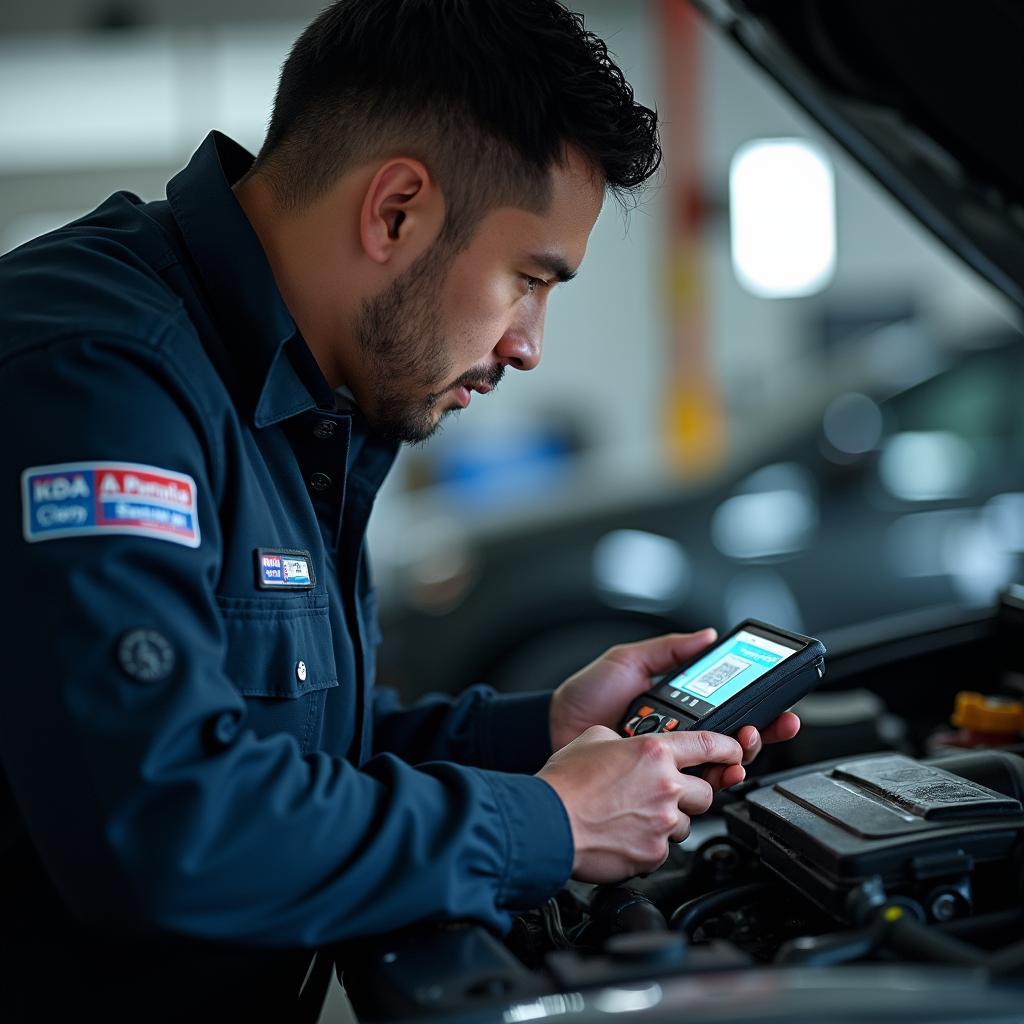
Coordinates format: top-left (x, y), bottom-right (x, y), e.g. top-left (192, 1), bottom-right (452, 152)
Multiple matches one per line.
top-left (548, 630), bottom-right (801, 790)
top-left (537, 726), bottom-right (744, 882)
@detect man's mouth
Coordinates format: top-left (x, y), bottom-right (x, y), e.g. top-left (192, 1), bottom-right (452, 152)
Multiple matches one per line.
top-left (444, 367), bottom-right (503, 410)
top-left (449, 381), bottom-right (493, 408)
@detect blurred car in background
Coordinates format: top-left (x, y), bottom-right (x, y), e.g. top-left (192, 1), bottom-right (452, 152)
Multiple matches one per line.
top-left (377, 320), bottom-right (1024, 700)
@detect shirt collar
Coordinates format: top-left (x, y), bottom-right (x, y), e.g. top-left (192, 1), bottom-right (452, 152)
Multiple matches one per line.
top-left (166, 131), bottom-right (334, 426)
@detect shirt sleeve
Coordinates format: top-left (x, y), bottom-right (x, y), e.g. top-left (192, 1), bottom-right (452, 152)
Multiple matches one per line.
top-left (372, 686), bottom-right (557, 775)
top-left (0, 329), bottom-right (573, 946)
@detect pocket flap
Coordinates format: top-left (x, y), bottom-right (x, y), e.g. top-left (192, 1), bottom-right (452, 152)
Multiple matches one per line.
top-left (216, 595), bottom-right (337, 699)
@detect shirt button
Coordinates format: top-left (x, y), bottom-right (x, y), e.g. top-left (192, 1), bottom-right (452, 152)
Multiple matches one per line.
top-left (313, 419), bottom-right (337, 440)
top-left (212, 711), bottom-right (241, 747)
top-left (309, 472), bottom-right (332, 492)
top-left (296, 660), bottom-right (307, 682)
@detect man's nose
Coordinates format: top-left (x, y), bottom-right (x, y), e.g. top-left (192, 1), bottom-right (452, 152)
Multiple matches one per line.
top-left (495, 314), bottom-right (543, 371)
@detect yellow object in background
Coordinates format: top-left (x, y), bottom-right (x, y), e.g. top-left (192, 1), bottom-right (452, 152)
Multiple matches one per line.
top-left (951, 691), bottom-right (1024, 735)
top-left (664, 384), bottom-right (725, 476)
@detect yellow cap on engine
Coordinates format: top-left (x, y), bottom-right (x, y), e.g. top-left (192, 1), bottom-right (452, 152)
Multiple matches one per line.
top-left (951, 691), bottom-right (1024, 734)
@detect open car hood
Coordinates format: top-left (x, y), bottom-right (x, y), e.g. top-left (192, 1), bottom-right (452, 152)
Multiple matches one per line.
top-left (693, 0), bottom-right (1024, 316)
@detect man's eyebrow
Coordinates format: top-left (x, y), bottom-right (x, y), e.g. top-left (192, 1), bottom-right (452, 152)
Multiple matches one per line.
top-left (527, 252), bottom-right (577, 284)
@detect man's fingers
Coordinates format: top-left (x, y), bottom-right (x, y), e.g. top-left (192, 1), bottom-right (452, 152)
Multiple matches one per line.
top-left (702, 762), bottom-right (745, 791)
top-left (736, 725), bottom-right (762, 765)
top-left (615, 629), bottom-right (717, 677)
top-left (678, 776), bottom-right (715, 816)
top-left (735, 713), bottom-right (802, 762)
top-left (760, 712), bottom-right (801, 745)
top-left (705, 762), bottom-right (746, 790)
top-left (665, 729), bottom-right (743, 771)
top-left (703, 764), bottom-right (726, 791)
top-left (669, 814), bottom-right (692, 844)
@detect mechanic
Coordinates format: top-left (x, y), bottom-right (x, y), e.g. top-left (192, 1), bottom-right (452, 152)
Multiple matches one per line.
top-left (0, 1), bottom-right (798, 1020)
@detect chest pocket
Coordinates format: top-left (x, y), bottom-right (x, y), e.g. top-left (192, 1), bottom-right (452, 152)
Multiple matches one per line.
top-left (216, 594), bottom-right (338, 754)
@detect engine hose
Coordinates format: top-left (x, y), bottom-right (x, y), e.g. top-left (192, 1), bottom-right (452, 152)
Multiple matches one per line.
top-left (886, 908), bottom-right (1024, 975)
top-left (938, 908), bottom-right (1024, 942)
top-left (588, 887), bottom-right (668, 936)
top-left (774, 922), bottom-right (884, 967)
top-left (615, 899), bottom-right (669, 933)
top-left (881, 909), bottom-right (987, 966)
top-left (669, 882), bottom-right (771, 939)
top-left (779, 905), bottom-right (1024, 972)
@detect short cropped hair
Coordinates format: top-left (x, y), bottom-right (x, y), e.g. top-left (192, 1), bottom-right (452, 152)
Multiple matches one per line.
top-left (251, 0), bottom-right (661, 246)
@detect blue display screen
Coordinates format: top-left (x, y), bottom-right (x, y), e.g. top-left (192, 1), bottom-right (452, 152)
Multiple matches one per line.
top-left (662, 628), bottom-right (800, 711)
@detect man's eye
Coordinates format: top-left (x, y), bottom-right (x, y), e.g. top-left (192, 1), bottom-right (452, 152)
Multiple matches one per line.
top-left (524, 275), bottom-right (545, 295)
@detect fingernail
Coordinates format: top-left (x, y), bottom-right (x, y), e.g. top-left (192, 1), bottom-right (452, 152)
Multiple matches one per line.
top-left (745, 730), bottom-right (759, 748)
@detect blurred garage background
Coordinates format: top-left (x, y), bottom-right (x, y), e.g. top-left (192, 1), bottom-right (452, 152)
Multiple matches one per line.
top-left (3, 0), bottom-right (1021, 703)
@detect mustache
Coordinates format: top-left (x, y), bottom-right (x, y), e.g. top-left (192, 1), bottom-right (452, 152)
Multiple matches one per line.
top-left (452, 363), bottom-right (505, 393)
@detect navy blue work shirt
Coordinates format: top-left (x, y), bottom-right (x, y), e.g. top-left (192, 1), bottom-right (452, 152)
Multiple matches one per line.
top-left (0, 132), bottom-right (573, 1021)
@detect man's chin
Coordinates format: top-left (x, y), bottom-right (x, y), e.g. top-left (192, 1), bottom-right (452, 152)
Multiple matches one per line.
top-left (363, 404), bottom-right (452, 446)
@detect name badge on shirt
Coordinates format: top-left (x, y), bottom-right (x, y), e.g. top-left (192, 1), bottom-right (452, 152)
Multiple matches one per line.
top-left (21, 461), bottom-right (200, 548)
top-left (255, 548), bottom-right (316, 590)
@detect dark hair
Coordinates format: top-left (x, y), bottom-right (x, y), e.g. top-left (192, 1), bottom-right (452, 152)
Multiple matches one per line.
top-left (251, 0), bottom-right (660, 246)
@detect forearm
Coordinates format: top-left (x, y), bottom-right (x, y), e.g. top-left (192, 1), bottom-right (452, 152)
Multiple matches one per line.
top-left (372, 686), bottom-right (555, 773)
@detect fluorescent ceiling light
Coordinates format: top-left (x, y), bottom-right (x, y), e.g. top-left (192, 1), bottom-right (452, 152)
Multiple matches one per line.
top-left (729, 138), bottom-right (836, 298)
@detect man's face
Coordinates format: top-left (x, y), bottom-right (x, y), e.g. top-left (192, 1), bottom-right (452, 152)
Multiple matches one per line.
top-left (353, 149), bottom-right (604, 443)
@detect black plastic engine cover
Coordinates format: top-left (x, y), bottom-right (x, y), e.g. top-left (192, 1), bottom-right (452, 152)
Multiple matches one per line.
top-left (725, 752), bottom-right (1024, 923)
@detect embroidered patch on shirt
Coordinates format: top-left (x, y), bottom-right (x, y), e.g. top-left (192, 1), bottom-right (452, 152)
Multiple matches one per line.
top-left (21, 461), bottom-right (200, 548)
top-left (255, 548), bottom-right (316, 590)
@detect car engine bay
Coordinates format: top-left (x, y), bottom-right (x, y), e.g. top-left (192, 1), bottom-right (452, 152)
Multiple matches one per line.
top-left (343, 591), bottom-right (1024, 1023)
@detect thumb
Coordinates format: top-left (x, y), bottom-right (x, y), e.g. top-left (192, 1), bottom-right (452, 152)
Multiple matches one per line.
top-left (618, 628), bottom-right (718, 678)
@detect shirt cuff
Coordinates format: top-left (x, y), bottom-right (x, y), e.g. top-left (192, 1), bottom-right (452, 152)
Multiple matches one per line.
top-left (476, 691), bottom-right (555, 774)
top-left (477, 770), bottom-right (574, 911)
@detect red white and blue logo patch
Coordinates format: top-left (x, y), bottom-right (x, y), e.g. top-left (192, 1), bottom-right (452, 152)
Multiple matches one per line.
top-left (21, 461), bottom-right (200, 548)
top-left (255, 548), bottom-right (315, 590)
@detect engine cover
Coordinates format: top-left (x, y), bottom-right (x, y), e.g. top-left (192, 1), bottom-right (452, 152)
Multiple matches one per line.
top-left (725, 751), bottom-right (1024, 924)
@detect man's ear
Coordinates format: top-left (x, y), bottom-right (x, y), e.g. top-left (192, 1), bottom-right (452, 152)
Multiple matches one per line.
top-left (359, 158), bottom-right (443, 265)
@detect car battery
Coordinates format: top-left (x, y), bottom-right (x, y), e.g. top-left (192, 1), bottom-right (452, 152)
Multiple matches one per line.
top-left (724, 750), bottom-right (1024, 925)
